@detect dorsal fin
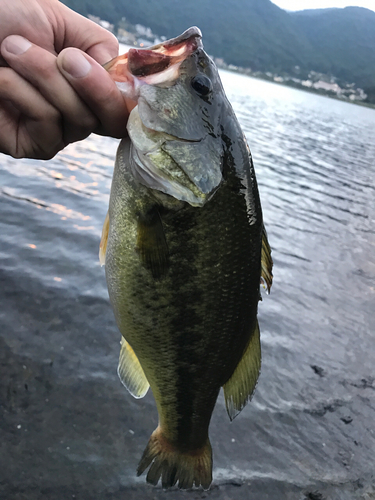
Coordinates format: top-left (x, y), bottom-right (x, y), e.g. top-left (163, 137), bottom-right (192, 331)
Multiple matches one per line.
top-left (223, 320), bottom-right (261, 420)
top-left (261, 225), bottom-right (273, 293)
top-left (118, 338), bottom-right (150, 398)
top-left (99, 211), bottom-right (110, 266)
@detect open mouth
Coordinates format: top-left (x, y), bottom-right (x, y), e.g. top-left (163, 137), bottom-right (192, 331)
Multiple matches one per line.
top-left (104, 27), bottom-right (202, 94)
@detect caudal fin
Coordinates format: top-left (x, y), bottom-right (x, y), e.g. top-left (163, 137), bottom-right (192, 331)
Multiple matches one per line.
top-left (137, 426), bottom-right (212, 489)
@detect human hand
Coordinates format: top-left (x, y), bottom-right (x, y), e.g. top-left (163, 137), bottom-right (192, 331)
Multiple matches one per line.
top-left (0, 0), bottom-right (132, 160)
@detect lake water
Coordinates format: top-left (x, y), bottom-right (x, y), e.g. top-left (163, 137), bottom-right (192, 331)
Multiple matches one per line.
top-left (1, 64), bottom-right (375, 499)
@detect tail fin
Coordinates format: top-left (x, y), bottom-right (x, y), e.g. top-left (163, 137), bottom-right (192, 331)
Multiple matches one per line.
top-left (137, 426), bottom-right (212, 489)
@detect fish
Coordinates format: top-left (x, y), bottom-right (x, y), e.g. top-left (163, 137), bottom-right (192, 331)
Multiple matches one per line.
top-left (99, 27), bottom-right (273, 490)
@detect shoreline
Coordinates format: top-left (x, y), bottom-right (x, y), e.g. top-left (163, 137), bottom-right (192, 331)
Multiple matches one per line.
top-left (219, 66), bottom-right (375, 110)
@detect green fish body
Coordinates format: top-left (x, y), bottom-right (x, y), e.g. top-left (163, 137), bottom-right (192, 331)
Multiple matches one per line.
top-left (101, 27), bottom-right (272, 489)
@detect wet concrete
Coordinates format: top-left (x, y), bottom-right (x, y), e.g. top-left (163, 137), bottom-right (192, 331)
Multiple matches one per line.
top-left (1, 312), bottom-right (374, 500)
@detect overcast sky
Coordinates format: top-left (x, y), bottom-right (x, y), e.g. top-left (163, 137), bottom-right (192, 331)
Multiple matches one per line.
top-left (271, 0), bottom-right (375, 12)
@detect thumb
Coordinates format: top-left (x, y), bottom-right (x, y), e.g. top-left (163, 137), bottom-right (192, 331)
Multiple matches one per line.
top-left (85, 32), bottom-right (119, 66)
top-left (58, 2), bottom-right (119, 65)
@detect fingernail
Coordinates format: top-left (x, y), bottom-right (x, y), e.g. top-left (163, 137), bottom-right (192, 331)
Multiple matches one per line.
top-left (61, 50), bottom-right (92, 79)
top-left (3, 35), bottom-right (31, 55)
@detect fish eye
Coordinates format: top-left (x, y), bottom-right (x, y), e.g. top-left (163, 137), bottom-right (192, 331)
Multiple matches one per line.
top-left (191, 75), bottom-right (212, 96)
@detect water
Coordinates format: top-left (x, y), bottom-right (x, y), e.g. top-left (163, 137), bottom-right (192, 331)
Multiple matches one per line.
top-left (1, 70), bottom-right (374, 500)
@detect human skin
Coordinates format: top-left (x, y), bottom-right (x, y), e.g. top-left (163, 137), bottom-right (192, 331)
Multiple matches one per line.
top-left (0, 0), bottom-right (133, 160)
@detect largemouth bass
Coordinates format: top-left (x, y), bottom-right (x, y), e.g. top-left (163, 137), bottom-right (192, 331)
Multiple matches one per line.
top-left (100, 27), bottom-right (273, 489)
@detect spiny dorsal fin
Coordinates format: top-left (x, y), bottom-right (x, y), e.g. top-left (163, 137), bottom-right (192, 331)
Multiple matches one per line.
top-left (136, 206), bottom-right (169, 279)
top-left (118, 338), bottom-right (150, 398)
top-left (223, 320), bottom-right (261, 420)
top-left (99, 211), bottom-right (110, 266)
top-left (261, 225), bottom-right (273, 293)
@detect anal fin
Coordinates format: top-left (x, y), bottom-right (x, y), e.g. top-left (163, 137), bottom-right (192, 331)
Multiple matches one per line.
top-left (261, 225), bottom-right (273, 293)
top-left (118, 338), bottom-right (149, 398)
top-left (223, 320), bottom-right (261, 420)
top-left (136, 206), bottom-right (169, 279)
top-left (99, 211), bottom-right (110, 266)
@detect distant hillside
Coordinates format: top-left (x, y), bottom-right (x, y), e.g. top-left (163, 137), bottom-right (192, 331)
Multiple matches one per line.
top-left (61, 0), bottom-right (375, 88)
top-left (291, 7), bottom-right (375, 87)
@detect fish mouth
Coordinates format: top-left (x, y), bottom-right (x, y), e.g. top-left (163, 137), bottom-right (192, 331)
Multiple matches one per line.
top-left (104, 27), bottom-right (202, 91)
top-left (128, 27), bottom-right (202, 77)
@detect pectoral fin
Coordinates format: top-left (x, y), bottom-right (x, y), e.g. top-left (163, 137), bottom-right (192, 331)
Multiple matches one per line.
top-left (118, 338), bottom-right (150, 398)
top-left (99, 211), bottom-right (110, 266)
top-left (223, 321), bottom-right (261, 420)
top-left (261, 226), bottom-right (273, 293)
top-left (136, 206), bottom-right (169, 279)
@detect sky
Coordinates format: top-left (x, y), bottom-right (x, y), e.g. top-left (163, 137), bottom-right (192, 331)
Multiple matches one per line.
top-left (270, 0), bottom-right (375, 12)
